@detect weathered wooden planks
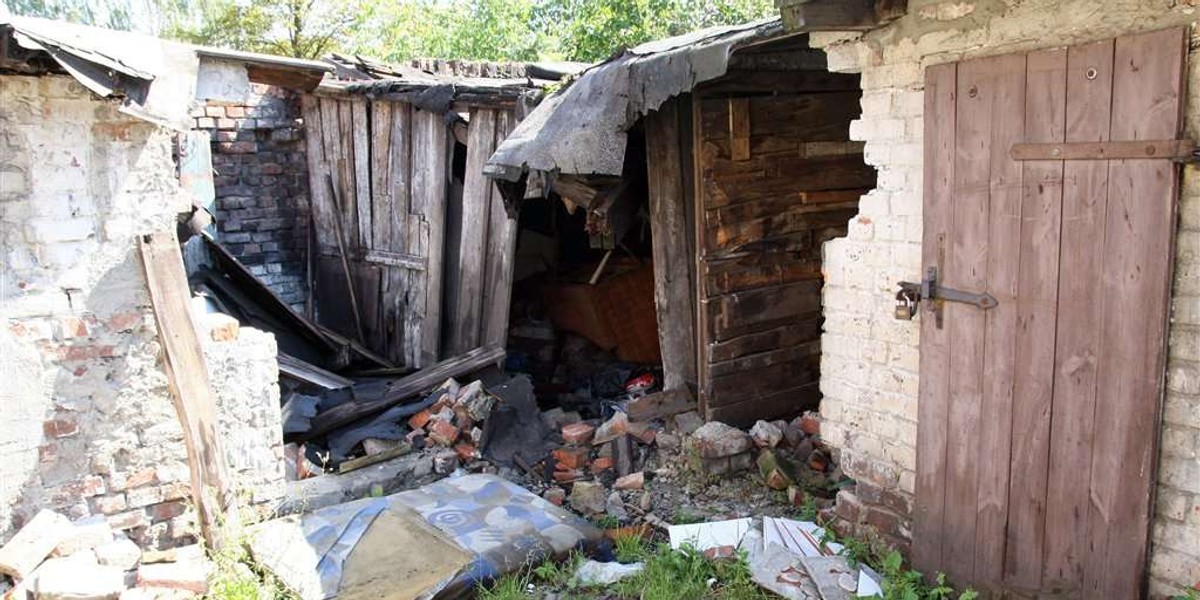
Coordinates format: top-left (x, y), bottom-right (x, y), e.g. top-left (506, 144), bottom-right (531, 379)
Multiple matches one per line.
top-left (913, 28), bottom-right (1185, 598)
top-left (1083, 27), bottom-right (1185, 600)
top-left (481, 111), bottom-right (519, 349)
top-left (912, 61), bottom-right (956, 581)
top-left (646, 102), bottom-right (698, 391)
top-left (139, 231), bottom-right (238, 550)
top-left (1005, 48), bottom-right (1066, 591)
top-left (445, 108), bottom-right (498, 355)
top-left (412, 109), bottom-right (450, 366)
top-left (1042, 38), bottom-right (1113, 591)
top-left (692, 80), bottom-right (868, 424)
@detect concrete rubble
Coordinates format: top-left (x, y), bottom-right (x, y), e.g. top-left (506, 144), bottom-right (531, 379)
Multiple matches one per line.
top-left (0, 511), bottom-right (212, 600)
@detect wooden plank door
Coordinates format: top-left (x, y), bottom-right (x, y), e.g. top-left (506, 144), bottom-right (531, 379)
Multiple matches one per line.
top-left (692, 89), bottom-right (874, 426)
top-left (913, 28), bottom-right (1186, 599)
top-left (301, 96), bottom-right (449, 367)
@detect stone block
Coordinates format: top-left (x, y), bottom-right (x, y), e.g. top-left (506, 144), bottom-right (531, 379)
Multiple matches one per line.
top-left (0, 510), bottom-right (73, 579)
top-left (568, 481), bottom-right (606, 515)
top-left (136, 560), bottom-right (210, 594)
top-left (94, 539), bottom-right (141, 571)
top-left (689, 422), bottom-right (752, 459)
top-left (32, 557), bottom-right (126, 600)
top-left (52, 516), bottom-right (114, 558)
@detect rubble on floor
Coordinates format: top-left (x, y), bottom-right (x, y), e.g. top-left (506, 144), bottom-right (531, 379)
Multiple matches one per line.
top-left (0, 509), bottom-right (212, 600)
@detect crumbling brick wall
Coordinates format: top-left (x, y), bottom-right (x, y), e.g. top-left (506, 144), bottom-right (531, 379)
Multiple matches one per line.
top-left (192, 84), bottom-right (310, 312)
top-left (0, 74), bottom-right (284, 550)
top-left (807, 1), bottom-right (1200, 595)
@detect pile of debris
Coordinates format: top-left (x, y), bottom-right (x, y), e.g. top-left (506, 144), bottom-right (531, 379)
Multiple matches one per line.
top-left (0, 510), bottom-right (210, 600)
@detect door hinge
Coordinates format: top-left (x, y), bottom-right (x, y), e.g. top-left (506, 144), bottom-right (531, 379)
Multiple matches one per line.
top-left (895, 267), bottom-right (997, 328)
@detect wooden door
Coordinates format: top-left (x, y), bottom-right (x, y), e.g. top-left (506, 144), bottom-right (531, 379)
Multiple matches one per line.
top-left (301, 96), bottom-right (449, 368)
top-left (692, 88), bottom-right (875, 425)
top-left (914, 29), bottom-right (1186, 598)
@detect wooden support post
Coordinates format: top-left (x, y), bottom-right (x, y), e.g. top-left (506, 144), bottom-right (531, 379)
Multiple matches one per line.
top-left (138, 230), bottom-right (238, 550)
top-left (645, 100), bottom-right (699, 392)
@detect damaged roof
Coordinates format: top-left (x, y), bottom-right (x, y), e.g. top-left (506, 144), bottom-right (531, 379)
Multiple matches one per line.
top-left (485, 18), bottom-right (787, 180)
top-left (319, 53), bottom-right (588, 113)
top-left (0, 12), bottom-right (331, 127)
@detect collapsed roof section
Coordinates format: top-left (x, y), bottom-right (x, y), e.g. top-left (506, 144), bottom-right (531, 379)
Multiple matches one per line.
top-left (484, 18), bottom-right (790, 180)
top-left (0, 13), bottom-right (331, 128)
top-left (319, 54), bottom-right (588, 114)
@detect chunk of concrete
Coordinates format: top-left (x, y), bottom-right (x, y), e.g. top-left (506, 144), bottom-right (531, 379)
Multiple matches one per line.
top-left (32, 557), bottom-right (126, 600)
top-left (690, 422), bottom-right (752, 458)
top-left (136, 560), bottom-right (210, 594)
top-left (0, 509), bottom-right (72, 579)
top-left (750, 420), bottom-right (783, 449)
top-left (94, 539), bottom-right (141, 571)
top-left (53, 516), bottom-right (115, 558)
top-left (568, 481), bottom-right (607, 515)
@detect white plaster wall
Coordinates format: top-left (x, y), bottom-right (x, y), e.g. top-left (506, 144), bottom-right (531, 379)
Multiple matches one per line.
top-left (808, 1), bottom-right (1200, 595)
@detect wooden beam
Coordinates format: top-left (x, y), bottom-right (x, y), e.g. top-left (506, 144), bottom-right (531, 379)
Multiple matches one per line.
top-left (646, 100), bottom-right (699, 391)
top-left (1010, 139), bottom-right (1195, 161)
top-left (626, 389), bottom-right (695, 422)
top-left (729, 97), bottom-right (752, 162)
top-left (138, 231), bottom-right (238, 550)
top-left (277, 352), bottom-right (353, 390)
top-left (302, 345), bottom-right (506, 440)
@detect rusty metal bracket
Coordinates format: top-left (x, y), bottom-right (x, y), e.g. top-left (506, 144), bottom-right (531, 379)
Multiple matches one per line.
top-left (896, 267), bottom-right (997, 328)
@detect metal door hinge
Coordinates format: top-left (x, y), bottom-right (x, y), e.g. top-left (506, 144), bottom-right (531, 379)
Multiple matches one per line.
top-left (895, 267), bottom-right (997, 328)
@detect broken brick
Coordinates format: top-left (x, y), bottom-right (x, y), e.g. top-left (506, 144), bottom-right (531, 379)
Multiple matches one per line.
top-left (798, 413), bottom-right (821, 436)
top-left (453, 443), bottom-right (477, 463)
top-left (627, 421), bottom-right (657, 445)
top-left (593, 412), bottom-right (629, 446)
top-left (552, 469), bottom-right (584, 483)
top-left (552, 447), bottom-right (590, 470)
top-left (591, 457), bottom-right (614, 473)
top-left (614, 472), bottom-right (644, 491)
top-left (562, 422), bottom-right (596, 445)
top-left (427, 419), bottom-right (459, 447)
top-left (542, 488), bottom-right (566, 506)
top-left (407, 409), bottom-right (433, 430)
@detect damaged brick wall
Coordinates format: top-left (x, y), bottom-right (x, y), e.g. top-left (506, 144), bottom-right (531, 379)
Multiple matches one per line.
top-left (807, 1), bottom-right (1200, 595)
top-left (192, 84), bottom-right (310, 312)
top-left (0, 74), bottom-right (284, 550)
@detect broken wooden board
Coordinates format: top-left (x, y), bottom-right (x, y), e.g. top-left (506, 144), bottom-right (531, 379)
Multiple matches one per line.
top-left (139, 231), bottom-right (238, 549)
top-left (303, 346), bottom-right (506, 440)
top-left (278, 353), bottom-right (353, 390)
top-left (626, 389), bottom-right (695, 422)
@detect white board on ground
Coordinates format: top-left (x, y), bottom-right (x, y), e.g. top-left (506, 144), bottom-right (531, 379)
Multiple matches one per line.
top-left (668, 518), bottom-right (752, 551)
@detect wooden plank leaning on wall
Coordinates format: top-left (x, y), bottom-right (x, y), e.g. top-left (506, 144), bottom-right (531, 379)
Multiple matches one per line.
top-left (138, 231), bottom-right (239, 550)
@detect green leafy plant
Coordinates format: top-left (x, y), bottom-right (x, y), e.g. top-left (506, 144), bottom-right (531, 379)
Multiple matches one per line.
top-left (1172, 588), bottom-right (1200, 600)
top-left (592, 514), bottom-right (621, 529)
top-left (207, 539), bottom-right (299, 600)
top-left (476, 571), bottom-right (531, 600)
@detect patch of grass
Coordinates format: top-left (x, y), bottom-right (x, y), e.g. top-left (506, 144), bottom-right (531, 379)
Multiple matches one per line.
top-left (476, 572), bottom-right (531, 600)
top-left (795, 495), bottom-right (820, 522)
top-left (614, 534), bottom-right (649, 564)
top-left (592, 514), bottom-right (621, 529)
top-left (610, 543), bottom-right (770, 600)
top-left (531, 552), bottom-right (584, 588)
top-left (207, 539), bottom-right (298, 600)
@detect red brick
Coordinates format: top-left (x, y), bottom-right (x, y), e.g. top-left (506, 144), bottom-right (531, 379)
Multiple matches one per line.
top-left (798, 414), bottom-right (821, 436)
top-left (552, 469), bottom-right (584, 483)
top-left (552, 447), bottom-right (590, 470)
top-left (44, 418), bottom-right (80, 438)
top-left (107, 509), bottom-right (149, 531)
top-left (58, 344), bottom-right (116, 362)
top-left (427, 419), bottom-right (460, 447)
top-left (148, 500), bottom-right (187, 521)
top-left (56, 316), bottom-right (89, 339)
top-left (562, 422), bottom-right (596, 445)
top-left (453, 443), bottom-right (477, 462)
top-left (408, 409), bottom-right (433, 430)
top-left (591, 457), bottom-right (614, 473)
top-left (126, 468), bottom-right (159, 490)
top-left (225, 106), bottom-right (246, 118)
top-left (91, 493), bottom-right (128, 515)
top-left (107, 311), bottom-right (142, 332)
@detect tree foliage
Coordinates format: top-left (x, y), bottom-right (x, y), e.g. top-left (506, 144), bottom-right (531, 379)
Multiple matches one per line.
top-left (5, 0), bottom-right (776, 63)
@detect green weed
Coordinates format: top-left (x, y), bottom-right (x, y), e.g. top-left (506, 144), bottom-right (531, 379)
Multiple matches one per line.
top-left (614, 534), bottom-right (649, 563)
top-left (207, 539), bottom-right (298, 600)
top-left (671, 508), bottom-right (705, 525)
top-left (476, 572), bottom-right (531, 600)
top-left (592, 514), bottom-right (621, 529)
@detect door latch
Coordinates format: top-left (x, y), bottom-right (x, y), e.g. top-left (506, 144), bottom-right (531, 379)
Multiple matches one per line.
top-left (895, 267), bottom-right (998, 328)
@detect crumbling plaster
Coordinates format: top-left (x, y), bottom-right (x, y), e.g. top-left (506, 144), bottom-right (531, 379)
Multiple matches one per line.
top-left (808, 0), bottom-right (1200, 596)
top-left (0, 74), bottom-right (284, 549)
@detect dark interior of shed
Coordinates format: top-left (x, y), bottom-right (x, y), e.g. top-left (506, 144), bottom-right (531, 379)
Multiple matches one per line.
top-left (505, 130), bottom-right (664, 419)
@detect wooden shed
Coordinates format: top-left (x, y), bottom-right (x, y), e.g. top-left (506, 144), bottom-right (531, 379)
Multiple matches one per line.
top-left (299, 59), bottom-right (574, 368)
top-left (487, 21), bottom-right (876, 425)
